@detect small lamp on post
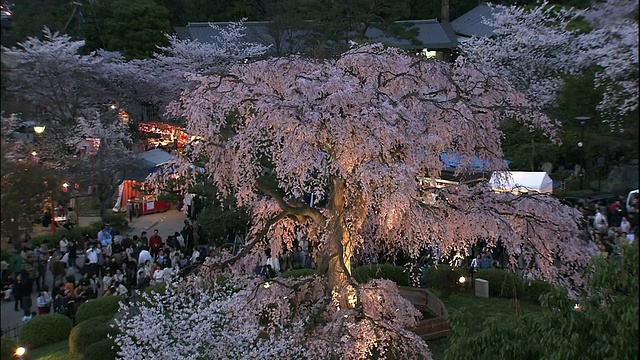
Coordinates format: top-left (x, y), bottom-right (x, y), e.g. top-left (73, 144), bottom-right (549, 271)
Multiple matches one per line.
top-left (575, 116), bottom-right (590, 190)
top-left (33, 125), bottom-right (46, 134)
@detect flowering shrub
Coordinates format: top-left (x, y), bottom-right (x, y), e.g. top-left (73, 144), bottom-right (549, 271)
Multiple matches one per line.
top-left (115, 254), bottom-right (429, 360)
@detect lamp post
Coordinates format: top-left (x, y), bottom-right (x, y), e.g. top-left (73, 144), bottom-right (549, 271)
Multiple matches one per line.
top-left (576, 116), bottom-right (590, 190)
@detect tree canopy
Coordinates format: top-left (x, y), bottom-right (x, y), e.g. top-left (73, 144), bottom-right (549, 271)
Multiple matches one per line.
top-left (115, 43), bottom-right (595, 358)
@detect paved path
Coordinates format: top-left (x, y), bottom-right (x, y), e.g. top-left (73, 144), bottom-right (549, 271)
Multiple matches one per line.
top-left (1, 210), bottom-right (188, 335)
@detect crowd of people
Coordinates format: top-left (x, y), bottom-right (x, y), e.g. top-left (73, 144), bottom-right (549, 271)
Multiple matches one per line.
top-left (581, 193), bottom-right (638, 258)
top-left (1, 219), bottom-right (213, 324)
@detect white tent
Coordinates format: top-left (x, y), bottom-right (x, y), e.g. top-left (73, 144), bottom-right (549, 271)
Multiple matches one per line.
top-left (489, 171), bottom-right (553, 194)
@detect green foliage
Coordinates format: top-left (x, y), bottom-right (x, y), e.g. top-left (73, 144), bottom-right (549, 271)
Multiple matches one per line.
top-left (19, 313), bottom-right (73, 349)
top-left (474, 269), bottom-right (523, 299)
top-left (499, 117), bottom-right (558, 171)
top-left (281, 269), bottom-right (316, 278)
top-left (98, 213), bottom-right (130, 231)
top-left (352, 264), bottom-right (409, 286)
top-left (75, 296), bottom-right (122, 325)
top-left (0, 337), bottom-right (17, 359)
top-left (101, 0), bottom-right (172, 59)
top-left (423, 265), bottom-right (467, 296)
top-left (195, 191), bottom-right (250, 247)
top-left (0, 143), bottom-right (62, 240)
top-left (82, 338), bottom-right (119, 360)
top-left (445, 245), bottom-right (639, 360)
top-left (522, 279), bottom-right (555, 305)
top-left (68, 316), bottom-right (117, 355)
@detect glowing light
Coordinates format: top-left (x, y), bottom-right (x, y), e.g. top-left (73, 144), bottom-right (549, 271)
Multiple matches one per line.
top-left (458, 276), bottom-right (466, 284)
top-left (15, 347), bottom-right (26, 357)
top-left (31, 151), bottom-right (37, 156)
top-left (33, 125), bottom-right (46, 134)
top-left (110, 104), bottom-right (117, 110)
top-left (63, 183), bottom-right (69, 188)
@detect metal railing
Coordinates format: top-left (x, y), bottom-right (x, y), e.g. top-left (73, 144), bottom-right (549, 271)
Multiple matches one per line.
top-left (1, 322), bottom-right (23, 340)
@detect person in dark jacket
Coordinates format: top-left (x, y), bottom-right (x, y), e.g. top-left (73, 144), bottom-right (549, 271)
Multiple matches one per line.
top-left (13, 274), bottom-right (22, 311)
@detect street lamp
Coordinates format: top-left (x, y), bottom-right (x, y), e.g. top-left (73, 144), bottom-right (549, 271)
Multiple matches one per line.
top-left (575, 116), bottom-right (590, 190)
top-left (15, 346), bottom-right (26, 358)
top-left (33, 125), bottom-right (46, 134)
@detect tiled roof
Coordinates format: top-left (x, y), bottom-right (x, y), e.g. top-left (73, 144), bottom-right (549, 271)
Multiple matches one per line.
top-left (451, 3), bottom-right (499, 38)
top-left (182, 19), bottom-right (458, 55)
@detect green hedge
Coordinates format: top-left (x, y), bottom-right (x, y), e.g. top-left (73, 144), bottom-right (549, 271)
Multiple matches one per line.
top-left (423, 265), bottom-right (468, 296)
top-left (352, 264), bottom-right (409, 286)
top-left (32, 225), bottom-right (94, 247)
top-left (474, 268), bottom-right (523, 298)
top-left (523, 279), bottom-right (555, 305)
top-left (1, 338), bottom-right (17, 359)
top-left (31, 214), bottom-right (129, 247)
top-left (83, 338), bottom-right (119, 360)
top-left (19, 313), bottom-right (73, 349)
top-left (69, 316), bottom-right (117, 355)
top-left (75, 296), bottom-right (122, 325)
top-left (281, 269), bottom-right (316, 278)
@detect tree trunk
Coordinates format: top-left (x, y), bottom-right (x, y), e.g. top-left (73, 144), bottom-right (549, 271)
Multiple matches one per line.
top-left (320, 178), bottom-right (355, 309)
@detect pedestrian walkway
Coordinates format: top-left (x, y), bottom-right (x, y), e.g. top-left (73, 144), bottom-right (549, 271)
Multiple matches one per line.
top-left (125, 210), bottom-right (188, 238)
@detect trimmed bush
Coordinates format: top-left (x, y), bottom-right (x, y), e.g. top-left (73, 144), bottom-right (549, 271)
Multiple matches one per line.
top-left (523, 279), bottom-right (555, 305)
top-left (474, 268), bottom-right (523, 298)
top-left (1, 338), bottom-right (17, 359)
top-left (281, 268), bottom-right (316, 278)
top-left (75, 296), bottom-right (122, 325)
top-left (423, 265), bottom-right (467, 296)
top-left (352, 264), bottom-right (409, 286)
top-left (83, 338), bottom-right (119, 360)
top-left (99, 213), bottom-right (130, 230)
top-left (69, 316), bottom-right (117, 355)
top-left (32, 225), bottom-right (94, 247)
top-left (19, 313), bottom-right (73, 349)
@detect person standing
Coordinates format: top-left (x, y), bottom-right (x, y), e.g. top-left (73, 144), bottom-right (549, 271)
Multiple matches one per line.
top-left (13, 274), bottom-right (22, 312)
top-left (181, 221), bottom-right (194, 251)
top-left (37, 287), bottom-right (52, 315)
top-left (85, 245), bottom-right (101, 278)
top-left (126, 199), bottom-right (133, 223)
top-left (149, 230), bottom-right (163, 256)
top-left (97, 226), bottom-right (113, 247)
top-left (140, 231), bottom-right (149, 247)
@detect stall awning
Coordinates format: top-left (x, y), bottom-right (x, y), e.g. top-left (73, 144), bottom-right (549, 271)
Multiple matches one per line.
top-left (138, 148), bottom-right (173, 168)
top-left (489, 171), bottom-right (553, 194)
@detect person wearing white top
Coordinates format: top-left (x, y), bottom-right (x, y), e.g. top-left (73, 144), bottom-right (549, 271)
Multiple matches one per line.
top-left (86, 246), bottom-right (100, 264)
top-left (190, 249), bottom-right (200, 264)
top-left (152, 267), bottom-right (165, 285)
top-left (594, 209), bottom-right (608, 233)
top-left (138, 248), bottom-right (153, 267)
top-left (620, 217), bottom-right (631, 234)
top-left (59, 238), bottom-right (69, 254)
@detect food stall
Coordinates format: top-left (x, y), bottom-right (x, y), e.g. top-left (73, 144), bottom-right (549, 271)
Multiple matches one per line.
top-left (113, 179), bottom-right (171, 215)
top-left (138, 121), bottom-right (189, 149)
top-left (112, 149), bottom-right (173, 215)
